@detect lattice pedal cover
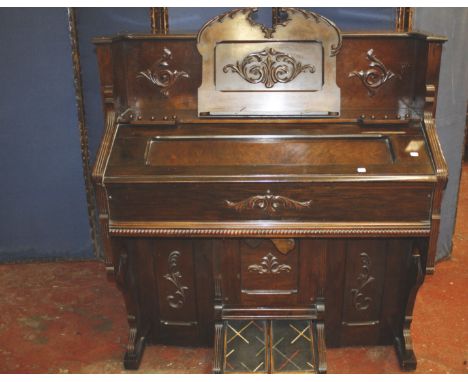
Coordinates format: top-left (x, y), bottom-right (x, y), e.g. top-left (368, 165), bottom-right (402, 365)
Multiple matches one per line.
top-left (223, 320), bottom-right (268, 373)
top-left (270, 320), bottom-right (316, 373)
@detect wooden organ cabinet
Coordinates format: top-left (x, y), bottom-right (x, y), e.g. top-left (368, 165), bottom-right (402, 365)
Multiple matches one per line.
top-left (91, 8), bottom-right (447, 373)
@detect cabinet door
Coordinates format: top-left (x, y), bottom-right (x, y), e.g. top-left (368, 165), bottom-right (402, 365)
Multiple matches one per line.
top-left (325, 238), bottom-right (413, 346)
top-left (155, 240), bottom-right (198, 324)
top-left (240, 238), bottom-right (299, 305)
top-left (218, 238), bottom-right (326, 307)
top-left (153, 239), bottom-right (214, 345)
top-left (340, 240), bottom-right (387, 343)
top-left (342, 240), bottom-right (387, 322)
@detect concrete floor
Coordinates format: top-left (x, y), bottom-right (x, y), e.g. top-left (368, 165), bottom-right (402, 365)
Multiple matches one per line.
top-left (1, 165), bottom-right (467, 374)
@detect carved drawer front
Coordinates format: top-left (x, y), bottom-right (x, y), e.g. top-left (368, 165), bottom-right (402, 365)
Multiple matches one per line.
top-left (108, 182), bottom-right (432, 223)
top-left (240, 239), bottom-right (299, 305)
top-left (218, 239), bottom-right (325, 307)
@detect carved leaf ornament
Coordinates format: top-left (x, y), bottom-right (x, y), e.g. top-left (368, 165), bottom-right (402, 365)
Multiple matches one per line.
top-left (350, 252), bottom-right (375, 311)
top-left (248, 253), bottom-right (292, 274)
top-left (163, 251), bottom-right (189, 309)
top-left (137, 47), bottom-right (189, 97)
top-left (226, 190), bottom-right (312, 215)
top-left (349, 49), bottom-right (400, 96)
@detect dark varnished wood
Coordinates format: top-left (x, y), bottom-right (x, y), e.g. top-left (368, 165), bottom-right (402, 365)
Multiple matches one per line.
top-left (106, 182), bottom-right (433, 223)
top-left (91, 8), bottom-right (447, 373)
top-left (94, 34), bottom-right (434, 122)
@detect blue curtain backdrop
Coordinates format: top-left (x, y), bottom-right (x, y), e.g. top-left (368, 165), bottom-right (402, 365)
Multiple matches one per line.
top-left (0, 8), bottom-right (92, 262)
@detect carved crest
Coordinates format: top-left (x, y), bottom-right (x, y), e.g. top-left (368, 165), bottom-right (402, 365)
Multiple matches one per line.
top-left (199, 8), bottom-right (342, 56)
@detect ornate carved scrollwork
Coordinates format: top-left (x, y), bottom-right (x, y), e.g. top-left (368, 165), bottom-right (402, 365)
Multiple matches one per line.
top-left (137, 47), bottom-right (189, 97)
top-left (215, 8), bottom-right (276, 39)
top-left (280, 7), bottom-right (342, 56)
top-left (349, 49), bottom-right (400, 96)
top-left (223, 48), bottom-right (316, 89)
top-left (248, 252), bottom-right (291, 275)
top-left (210, 8), bottom-right (342, 55)
top-left (350, 252), bottom-right (375, 311)
top-left (225, 190), bottom-right (312, 215)
top-left (163, 250), bottom-right (189, 309)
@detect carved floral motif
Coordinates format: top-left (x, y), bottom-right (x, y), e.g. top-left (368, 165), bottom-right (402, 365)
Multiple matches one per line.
top-left (137, 47), bottom-right (189, 97)
top-left (350, 252), bottom-right (375, 311)
top-left (248, 253), bottom-right (292, 274)
top-left (348, 49), bottom-right (400, 96)
top-left (225, 190), bottom-right (312, 215)
top-left (223, 48), bottom-right (315, 89)
top-left (163, 250), bottom-right (189, 309)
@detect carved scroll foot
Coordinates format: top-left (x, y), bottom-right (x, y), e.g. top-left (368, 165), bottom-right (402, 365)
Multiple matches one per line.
top-left (394, 320), bottom-right (417, 371)
top-left (316, 321), bottom-right (327, 373)
top-left (393, 246), bottom-right (424, 371)
top-left (315, 300), bottom-right (327, 373)
top-left (123, 320), bottom-right (148, 370)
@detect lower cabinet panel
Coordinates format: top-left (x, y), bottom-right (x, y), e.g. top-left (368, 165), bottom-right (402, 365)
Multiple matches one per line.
top-left (114, 237), bottom-right (421, 348)
top-left (155, 240), bottom-right (198, 325)
top-left (325, 238), bottom-right (414, 347)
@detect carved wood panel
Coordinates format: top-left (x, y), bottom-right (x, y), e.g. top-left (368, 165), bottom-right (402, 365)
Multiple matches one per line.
top-left (240, 239), bottom-right (299, 302)
top-left (154, 240), bottom-right (198, 325)
top-left (342, 240), bottom-right (386, 324)
top-left (217, 42), bottom-right (321, 91)
top-left (197, 7), bottom-right (341, 116)
top-left (337, 38), bottom-right (420, 118)
top-left (325, 238), bottom-right (419, 348)
top-left (215, 239), bottom-right (325, 307)
top-left (121, 39), bottom-right (202, 121)
top-left (98, 34), bottom-right (430, 122)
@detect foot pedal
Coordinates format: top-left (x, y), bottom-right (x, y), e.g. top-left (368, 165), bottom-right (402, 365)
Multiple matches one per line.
top-left (271, 320), bottom-right (317, 373)
top-left (224, 320), bottom-right (269, 373)
top-left (218, 319), bottom-right (325, 374)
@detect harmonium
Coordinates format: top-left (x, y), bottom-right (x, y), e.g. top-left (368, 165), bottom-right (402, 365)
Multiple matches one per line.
top-left (92, 8), bottom-right (447, 373)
